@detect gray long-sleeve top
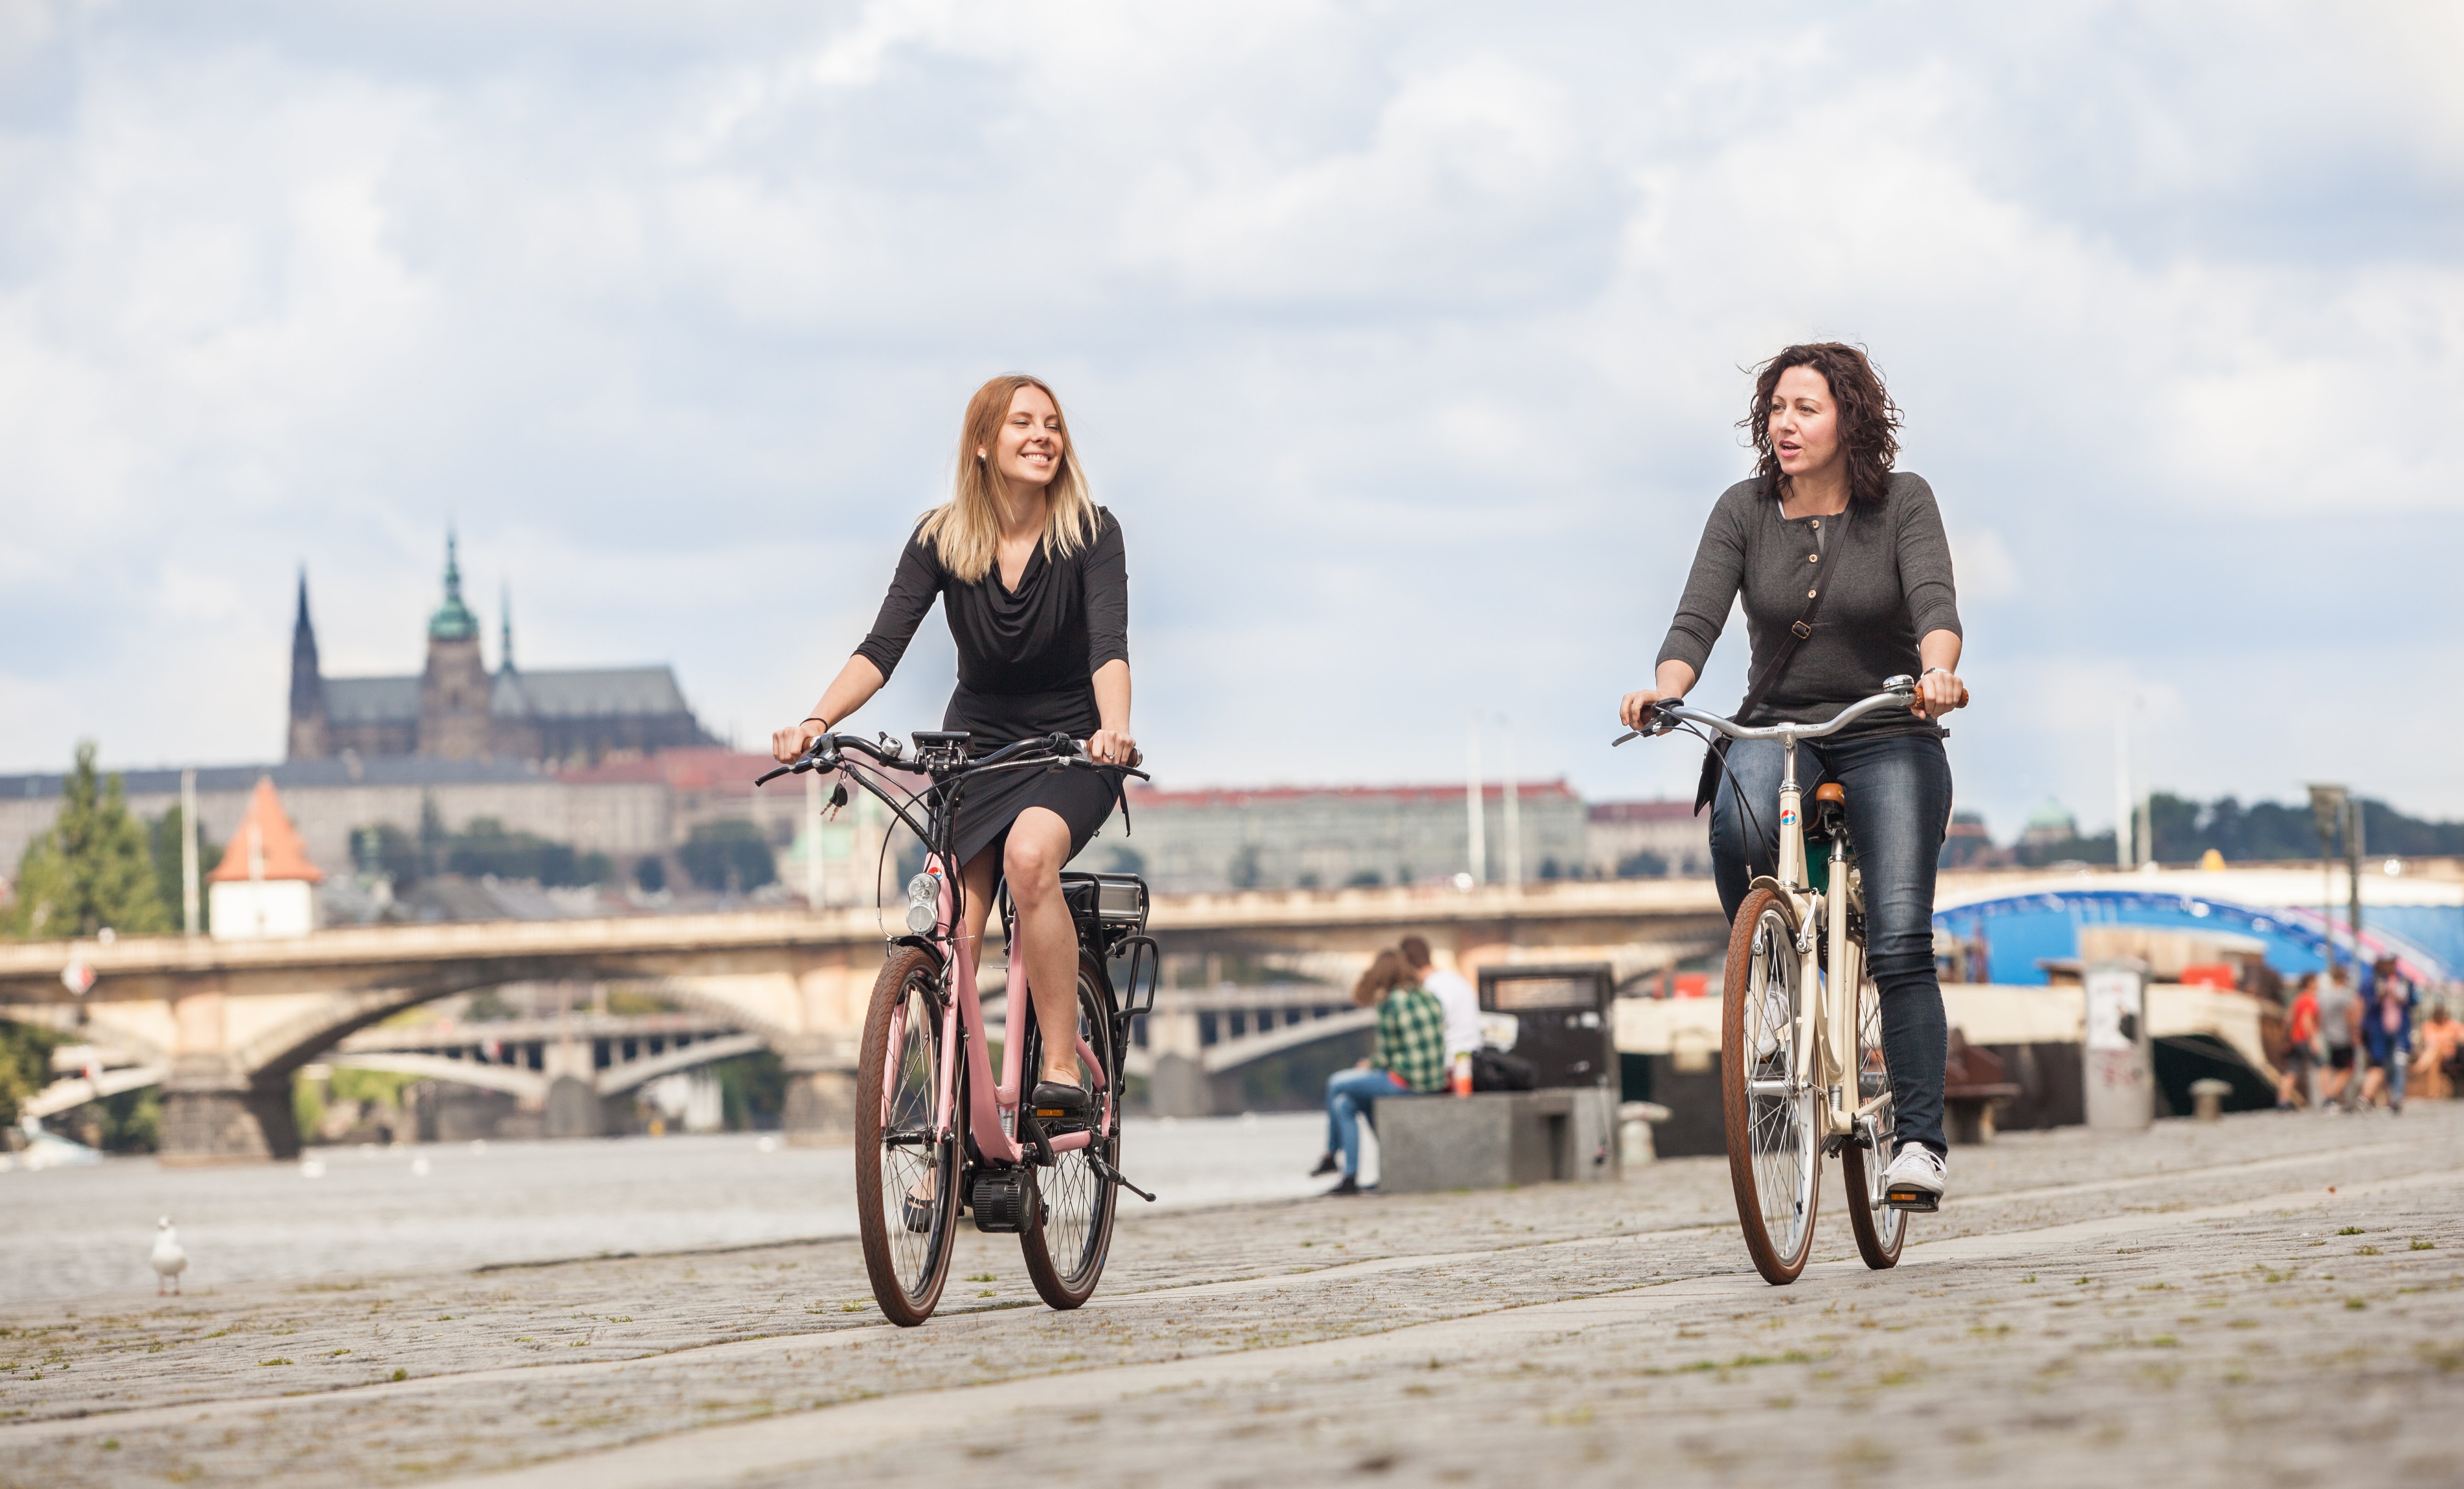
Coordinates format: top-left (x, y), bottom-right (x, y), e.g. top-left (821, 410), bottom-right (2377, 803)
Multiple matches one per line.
top-left (1655, 473), bottom-right (1962, 739)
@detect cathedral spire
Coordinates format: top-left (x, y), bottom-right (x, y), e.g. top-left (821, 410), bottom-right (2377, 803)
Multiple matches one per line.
top-left (286, 566), bottom-right (329, 760)
top-left (428, 530), bottom-right (479, 642)
top-left (499, 581), bottom-right (515, 673)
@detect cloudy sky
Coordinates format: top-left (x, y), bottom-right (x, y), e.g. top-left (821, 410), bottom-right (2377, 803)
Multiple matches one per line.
top-left (4, 0), bottom-right (2459, 838)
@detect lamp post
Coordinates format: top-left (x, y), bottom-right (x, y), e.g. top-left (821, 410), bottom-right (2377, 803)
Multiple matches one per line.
top-left (2113, 703), bottom-right (2137, 869)
top-left (1465, 720), bottom-right (1485, 886)
top-left (1497, 718), bottom-right (1521, 891)
top-left (179, 767), bottom-right (201, 936)
top-left (2307, 784), bottom-right (2351, 970)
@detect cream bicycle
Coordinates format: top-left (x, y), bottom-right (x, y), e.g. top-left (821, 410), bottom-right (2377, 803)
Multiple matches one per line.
top-left (1620, 674), bottom-right (1958, 1285)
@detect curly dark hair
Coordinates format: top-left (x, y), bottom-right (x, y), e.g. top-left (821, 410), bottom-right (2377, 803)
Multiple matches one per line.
top-left (1739, 343), bottom-right (1901, 507)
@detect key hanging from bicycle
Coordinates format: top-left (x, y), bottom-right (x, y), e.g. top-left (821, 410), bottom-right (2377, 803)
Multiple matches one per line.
top-left (1615, 671), bottom-right (1967, 1285)
top-left (758, 729), bottom-right (1161, 1324)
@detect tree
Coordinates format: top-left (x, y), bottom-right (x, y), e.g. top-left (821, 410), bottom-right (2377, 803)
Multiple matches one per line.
top-left (147, 805), bottom-right (221, 933)
top-left (0, 1020), bottom-right (63, 1127)
top-left (677, 819), bottom-right (778, 893)
top-left (354, 823), bottom-right (422, 886)
top-left (5, 742), bottom-right (171, 940)
top-left (1615, 848), bottom-right (1668, 879)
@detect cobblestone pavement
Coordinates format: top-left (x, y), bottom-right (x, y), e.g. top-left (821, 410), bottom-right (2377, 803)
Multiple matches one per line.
top-left (3, 1105), bottom-right (2459, 1488)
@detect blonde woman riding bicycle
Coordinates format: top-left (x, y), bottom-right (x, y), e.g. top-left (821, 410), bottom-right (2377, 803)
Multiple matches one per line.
top-left (774, 373), bottom-right (1136, 1124)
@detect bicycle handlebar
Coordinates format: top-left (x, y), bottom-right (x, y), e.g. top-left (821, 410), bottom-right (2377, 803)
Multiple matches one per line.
top-left (1613, 673), bottom-right (1968, 748)
top-left (754, 731), bottom-right (1149, 787)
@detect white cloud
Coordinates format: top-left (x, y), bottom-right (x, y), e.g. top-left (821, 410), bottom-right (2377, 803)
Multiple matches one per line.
top-left (2, 0), bottom-right (2460, 842)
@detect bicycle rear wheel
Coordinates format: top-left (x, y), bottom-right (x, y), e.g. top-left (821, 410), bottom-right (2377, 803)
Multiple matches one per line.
top-left (1722, 887), bottom-right (1820, 1285)
top-left (1840, 973), bottom-right (1906, 1269)
top-left (1017, 949), bottom-right (1121, 1309)
top-left (854, 945), bottom-right (963, 1326)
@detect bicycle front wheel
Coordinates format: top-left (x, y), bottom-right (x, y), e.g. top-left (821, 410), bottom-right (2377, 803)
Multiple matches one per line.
top-left (1841, 973), bottom-right (1907, 1269)
top-left (1017, 949), bottom-right (1121, 1309)
top-left (1722, 887), bottom-right (1820, 1285)
top-left (855, 945), bottom-right (963, 1326)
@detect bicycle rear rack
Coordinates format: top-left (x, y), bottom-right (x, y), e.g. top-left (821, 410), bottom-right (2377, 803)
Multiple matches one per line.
top-left (1113, 934), bottom-right (1161, 1020)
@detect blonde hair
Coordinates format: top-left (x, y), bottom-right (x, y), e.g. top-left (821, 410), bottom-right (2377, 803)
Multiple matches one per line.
top-left (916, 374), bottom-right (1099, 584)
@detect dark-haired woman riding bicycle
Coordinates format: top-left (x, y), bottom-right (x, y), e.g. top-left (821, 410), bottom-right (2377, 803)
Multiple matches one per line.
top-left (1619, 343), bottom-right (1968, 1210)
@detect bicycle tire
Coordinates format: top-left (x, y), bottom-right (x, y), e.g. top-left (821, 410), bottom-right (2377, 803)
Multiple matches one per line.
top-left (1016, 948), bottom-right (1121, 1309)
top-left (1722, 886), bottom-right (1820, 1285)
top-left (855, 945), bottom-right (963, 1326)
top-left (1840, 973), bottom-right (1906, 1269)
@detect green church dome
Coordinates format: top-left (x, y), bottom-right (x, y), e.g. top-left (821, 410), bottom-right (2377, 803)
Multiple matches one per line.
top-left (428, 532), bottom-right (479, 642)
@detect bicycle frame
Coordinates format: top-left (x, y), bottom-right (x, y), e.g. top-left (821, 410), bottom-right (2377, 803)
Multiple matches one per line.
top-left (1757, 736), bottom-right (1879, 1146)
top-left (914, 856), bottom-right (1110, 1169)
top-left (1644, 682), bottom-right (1919, 1155)
top-left (761, 731), bottom-right (1135, 1173)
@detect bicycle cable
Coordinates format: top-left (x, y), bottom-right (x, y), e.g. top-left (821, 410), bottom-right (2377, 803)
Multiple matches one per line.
top-left (1665, 716), bottom-right (1779, 883)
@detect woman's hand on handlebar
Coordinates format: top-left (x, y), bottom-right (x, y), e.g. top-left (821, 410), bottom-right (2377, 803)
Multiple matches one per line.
top-left (1618, 661), bottom-right (1699, 733)
top-left (771, 720), bottom-right (826, 764)
top-left (1913, 669), bottom-right (1968, 720)
top-left (1085, 727), bottom-right (1140, 768)
top-left (1618, 688), bottom-right (1673, 733)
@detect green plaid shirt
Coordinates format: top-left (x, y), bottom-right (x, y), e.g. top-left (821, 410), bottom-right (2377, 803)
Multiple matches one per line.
top-left (1375, 985), bottom-right (1450, 1094)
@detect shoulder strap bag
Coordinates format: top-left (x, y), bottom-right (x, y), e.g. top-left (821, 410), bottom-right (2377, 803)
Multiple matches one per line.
top-left (1691, 507), bottom-right (1838, 816)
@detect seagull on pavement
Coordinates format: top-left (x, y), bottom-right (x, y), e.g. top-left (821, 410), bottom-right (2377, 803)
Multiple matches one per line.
top-left (151, 1217), bottom-right (188, 1297)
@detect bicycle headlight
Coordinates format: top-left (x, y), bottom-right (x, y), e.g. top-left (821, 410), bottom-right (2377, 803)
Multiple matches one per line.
top-left (904, 871), bottom-right (940, 933)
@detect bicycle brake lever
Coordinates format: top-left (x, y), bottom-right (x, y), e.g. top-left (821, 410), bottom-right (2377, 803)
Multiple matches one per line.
top-left (1611, 730), bottom-right (1640, 747)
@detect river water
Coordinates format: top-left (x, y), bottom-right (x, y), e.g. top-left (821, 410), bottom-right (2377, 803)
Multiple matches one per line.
top-left (0, 1113), bottom-right (1360, 1307)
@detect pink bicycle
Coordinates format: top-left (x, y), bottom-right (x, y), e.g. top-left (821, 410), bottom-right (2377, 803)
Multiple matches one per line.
top-left (760, 729), bottom-right (1157, 1325)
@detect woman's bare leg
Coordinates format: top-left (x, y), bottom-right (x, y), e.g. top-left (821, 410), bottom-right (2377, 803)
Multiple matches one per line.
top-left (958, 807), bottom-right (1082, 1086)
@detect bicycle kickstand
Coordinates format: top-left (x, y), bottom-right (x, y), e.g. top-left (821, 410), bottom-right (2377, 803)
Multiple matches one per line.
top-left (1088, 1152), bottom-right (1156, 1203)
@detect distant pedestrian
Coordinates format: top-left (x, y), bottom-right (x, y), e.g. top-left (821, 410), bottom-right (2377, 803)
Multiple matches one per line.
top-left (2360, 957), bottom-right (2415, 1113)
top-left (1311, 948), bottom-right (1448, 1196)
top-left (2278, 972), bottom-right (2322, 1110)
top-left (2412, 1003), bottom-right (2460, 1102)
top-left (2317, 964), bottom-right (2361, 1110)
top-left (1399, 935), bottom-right (1480, 1066)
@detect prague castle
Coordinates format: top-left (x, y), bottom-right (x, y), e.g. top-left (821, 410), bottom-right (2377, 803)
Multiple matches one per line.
top-left (285, 535), bottom-right (718, 767)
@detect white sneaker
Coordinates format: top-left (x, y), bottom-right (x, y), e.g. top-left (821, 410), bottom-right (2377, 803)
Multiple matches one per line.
top-left (1882, 1145), bottom-right (1946, 1212)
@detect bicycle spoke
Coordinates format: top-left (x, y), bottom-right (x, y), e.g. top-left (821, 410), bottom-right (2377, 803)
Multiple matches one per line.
top-left (1743, 908), bottom-right (1813, 1265)
top-left (876, 975), bottom-right (944, 1296)
top-left (1021, 959), bottom-right (1120, 1308)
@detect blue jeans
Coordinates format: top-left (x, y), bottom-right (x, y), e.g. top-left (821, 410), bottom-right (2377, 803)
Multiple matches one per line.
top-left (1709, 731), bottom-right (1953, 1155)
top-left (1325, 1067), bottom-right (1411, 1177)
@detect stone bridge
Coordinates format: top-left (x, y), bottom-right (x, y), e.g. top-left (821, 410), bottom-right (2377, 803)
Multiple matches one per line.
top-left (23, 1013), bottom-right (764, 1139)
top-left (0, 879), bottom-right (1728, 1162)
top-left (327, 1013), bottom-right (765, 1138)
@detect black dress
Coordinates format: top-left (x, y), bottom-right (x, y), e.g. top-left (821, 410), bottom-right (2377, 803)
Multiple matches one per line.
top-left (854, 508), bottom-right (1129, 869)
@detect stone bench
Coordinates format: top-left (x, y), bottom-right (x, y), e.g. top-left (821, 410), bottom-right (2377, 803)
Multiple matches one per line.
top-left (1376, 1088), bottom-right (1621, 1195)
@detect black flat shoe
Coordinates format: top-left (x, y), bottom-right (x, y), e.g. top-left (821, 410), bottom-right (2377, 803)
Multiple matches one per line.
top-left (1030, 1081), bottom-right (1091, 1124)
top-left (1309, 1152), bottom-right (1340, 1178)
top-left (902, 1189), bottom-right (937, 1234)
top-left (1325, 1173), bottom-right (1360, 1197)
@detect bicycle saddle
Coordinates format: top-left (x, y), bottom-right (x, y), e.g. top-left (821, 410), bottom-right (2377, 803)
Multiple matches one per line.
top-left (1814, 783), bottom-right (1846, 805)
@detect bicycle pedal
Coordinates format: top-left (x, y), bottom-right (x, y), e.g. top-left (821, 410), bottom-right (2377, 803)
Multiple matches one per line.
top-left (1884, 1185), bottom-right (1940, 1213)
